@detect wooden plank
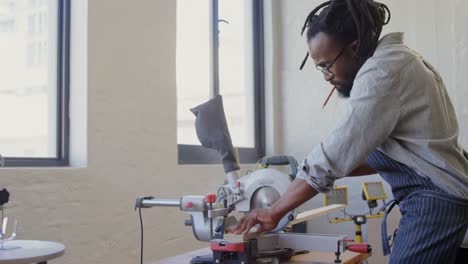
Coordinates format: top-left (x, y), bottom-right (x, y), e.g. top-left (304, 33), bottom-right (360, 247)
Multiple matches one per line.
top-left (288, 204), bottom-right (345, 226)
top-left (223, 204), bottom-right (345, 240)
top-left (222, 232), bottom-right (261, 243)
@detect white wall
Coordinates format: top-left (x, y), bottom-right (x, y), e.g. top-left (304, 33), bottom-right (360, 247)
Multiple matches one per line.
top-left (270, 0), bottom-right (468, 263)
top-left (1, 1), bottom-right (466, 264)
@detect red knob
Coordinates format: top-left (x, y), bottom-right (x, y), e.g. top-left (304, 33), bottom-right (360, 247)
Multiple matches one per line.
top-left (347, 244), bottom-right (372, 253)
top-left (186, 202), bottom-right (194, 208)
top-left (205, 193), bottom-right (217, 204)
top-left (236, 181), bottom-right (241, 188)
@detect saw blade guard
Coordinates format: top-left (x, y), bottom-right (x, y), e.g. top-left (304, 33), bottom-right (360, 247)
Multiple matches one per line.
top-left (234, 168), bottom-right (296, 232)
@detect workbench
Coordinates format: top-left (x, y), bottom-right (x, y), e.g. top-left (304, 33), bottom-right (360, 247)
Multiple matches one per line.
top-left (152, 247), bottom-right (371, 264)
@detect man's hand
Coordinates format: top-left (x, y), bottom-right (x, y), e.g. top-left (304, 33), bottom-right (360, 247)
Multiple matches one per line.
top-left (232, 208), bottom-right (279, 235)
top-left (233, 179), bottom-right (319, 235)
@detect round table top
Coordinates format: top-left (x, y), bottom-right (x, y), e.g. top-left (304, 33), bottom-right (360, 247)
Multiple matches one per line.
top-left (0, 240), bottom-right (65, 264)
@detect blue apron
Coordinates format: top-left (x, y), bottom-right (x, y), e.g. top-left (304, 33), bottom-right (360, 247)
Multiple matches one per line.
top-left (366, 150), bottom-right (468, 264)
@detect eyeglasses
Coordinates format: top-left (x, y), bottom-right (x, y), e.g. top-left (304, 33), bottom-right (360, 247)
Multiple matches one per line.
top-left (314, 46), bottom-right (346, 78)
top-left (299, 46), bottom-right (346, 109)
top-left (300, 45), bottom-right (346, 72)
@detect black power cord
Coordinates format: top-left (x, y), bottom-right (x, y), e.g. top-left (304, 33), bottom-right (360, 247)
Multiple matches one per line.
top-left (139, 207), bottom-right (144, 264)
top-left (136, 196), bottom-right (154, 264)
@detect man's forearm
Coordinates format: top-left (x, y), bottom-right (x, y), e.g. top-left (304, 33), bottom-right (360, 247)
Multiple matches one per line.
top-left (270, 179), bottom-right (319, 221)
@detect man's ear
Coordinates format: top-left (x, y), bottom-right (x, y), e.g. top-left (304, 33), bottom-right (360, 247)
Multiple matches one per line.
top-left (349, 40), bottom-right (359, 56)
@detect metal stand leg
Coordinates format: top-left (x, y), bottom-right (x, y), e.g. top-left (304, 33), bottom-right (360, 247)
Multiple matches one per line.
top-left (334, 240), bottom-right (342, 263)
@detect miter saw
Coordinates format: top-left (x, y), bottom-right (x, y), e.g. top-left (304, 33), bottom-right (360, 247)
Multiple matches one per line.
top-left (135, 95), bottom-right (371, 264)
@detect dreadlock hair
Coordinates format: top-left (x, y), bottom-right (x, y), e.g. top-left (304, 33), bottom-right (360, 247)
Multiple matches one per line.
top-left (299, 0), bottom-right (391, 70)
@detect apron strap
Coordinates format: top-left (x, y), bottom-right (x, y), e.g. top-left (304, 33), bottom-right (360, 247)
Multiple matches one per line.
top-left (381, 199), bottom-right (398, 256)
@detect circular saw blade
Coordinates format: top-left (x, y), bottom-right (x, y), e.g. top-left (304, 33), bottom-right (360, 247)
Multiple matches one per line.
top-left (250, 186), bottom-right (281, 209)
top-left (250, 186), bottom-right (293, 232)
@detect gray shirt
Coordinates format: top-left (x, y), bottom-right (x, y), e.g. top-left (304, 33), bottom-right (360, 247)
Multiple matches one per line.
top-left (296, 32), bottom-right (468, 199)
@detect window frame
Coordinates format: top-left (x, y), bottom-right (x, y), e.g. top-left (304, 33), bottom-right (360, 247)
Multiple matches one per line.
top-left (2, 0), bottom-right (70, 167)
top-left (178, 0), bottom-right (265, 165)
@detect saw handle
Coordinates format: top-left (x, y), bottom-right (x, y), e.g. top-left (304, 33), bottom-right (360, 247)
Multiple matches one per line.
top-left (259, 155), bottom-right (298, 180)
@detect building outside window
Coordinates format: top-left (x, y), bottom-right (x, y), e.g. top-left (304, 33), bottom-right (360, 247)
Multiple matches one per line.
top-left (0, 0), bottom-right (69, 166)
top-left (177, 0), bottom-right (265, 164)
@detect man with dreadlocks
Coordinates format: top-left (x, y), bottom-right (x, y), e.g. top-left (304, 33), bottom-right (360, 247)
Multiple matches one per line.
top-left (234, 0), bottom-right (468, 263)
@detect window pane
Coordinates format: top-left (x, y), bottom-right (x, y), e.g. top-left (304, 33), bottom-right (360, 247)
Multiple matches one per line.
top-left (176, 0), bottom-right (212, 145)
top-left (0, 0), bottom-right (58, 157)
top-left (218, 0), bottom-right (254, 148)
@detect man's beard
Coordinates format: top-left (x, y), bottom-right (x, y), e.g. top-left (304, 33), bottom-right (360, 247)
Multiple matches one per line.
top-left (336, 84), bottom-right (352, 98)
top-left (335, 62), bottom-right (361, 98)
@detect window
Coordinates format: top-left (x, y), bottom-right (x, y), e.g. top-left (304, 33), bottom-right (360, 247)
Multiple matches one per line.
top-left (177, 0), bottom-right (265, 164)
top-left (0, 0), bottom-right (70, 167)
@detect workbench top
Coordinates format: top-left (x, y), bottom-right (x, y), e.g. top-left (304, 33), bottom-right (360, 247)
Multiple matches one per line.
top-left (151, 247), bottom-right (371, 264)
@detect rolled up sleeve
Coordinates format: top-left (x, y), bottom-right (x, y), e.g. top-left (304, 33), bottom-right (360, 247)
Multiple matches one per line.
top-left (296, 64), bottom-right (401, 192)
